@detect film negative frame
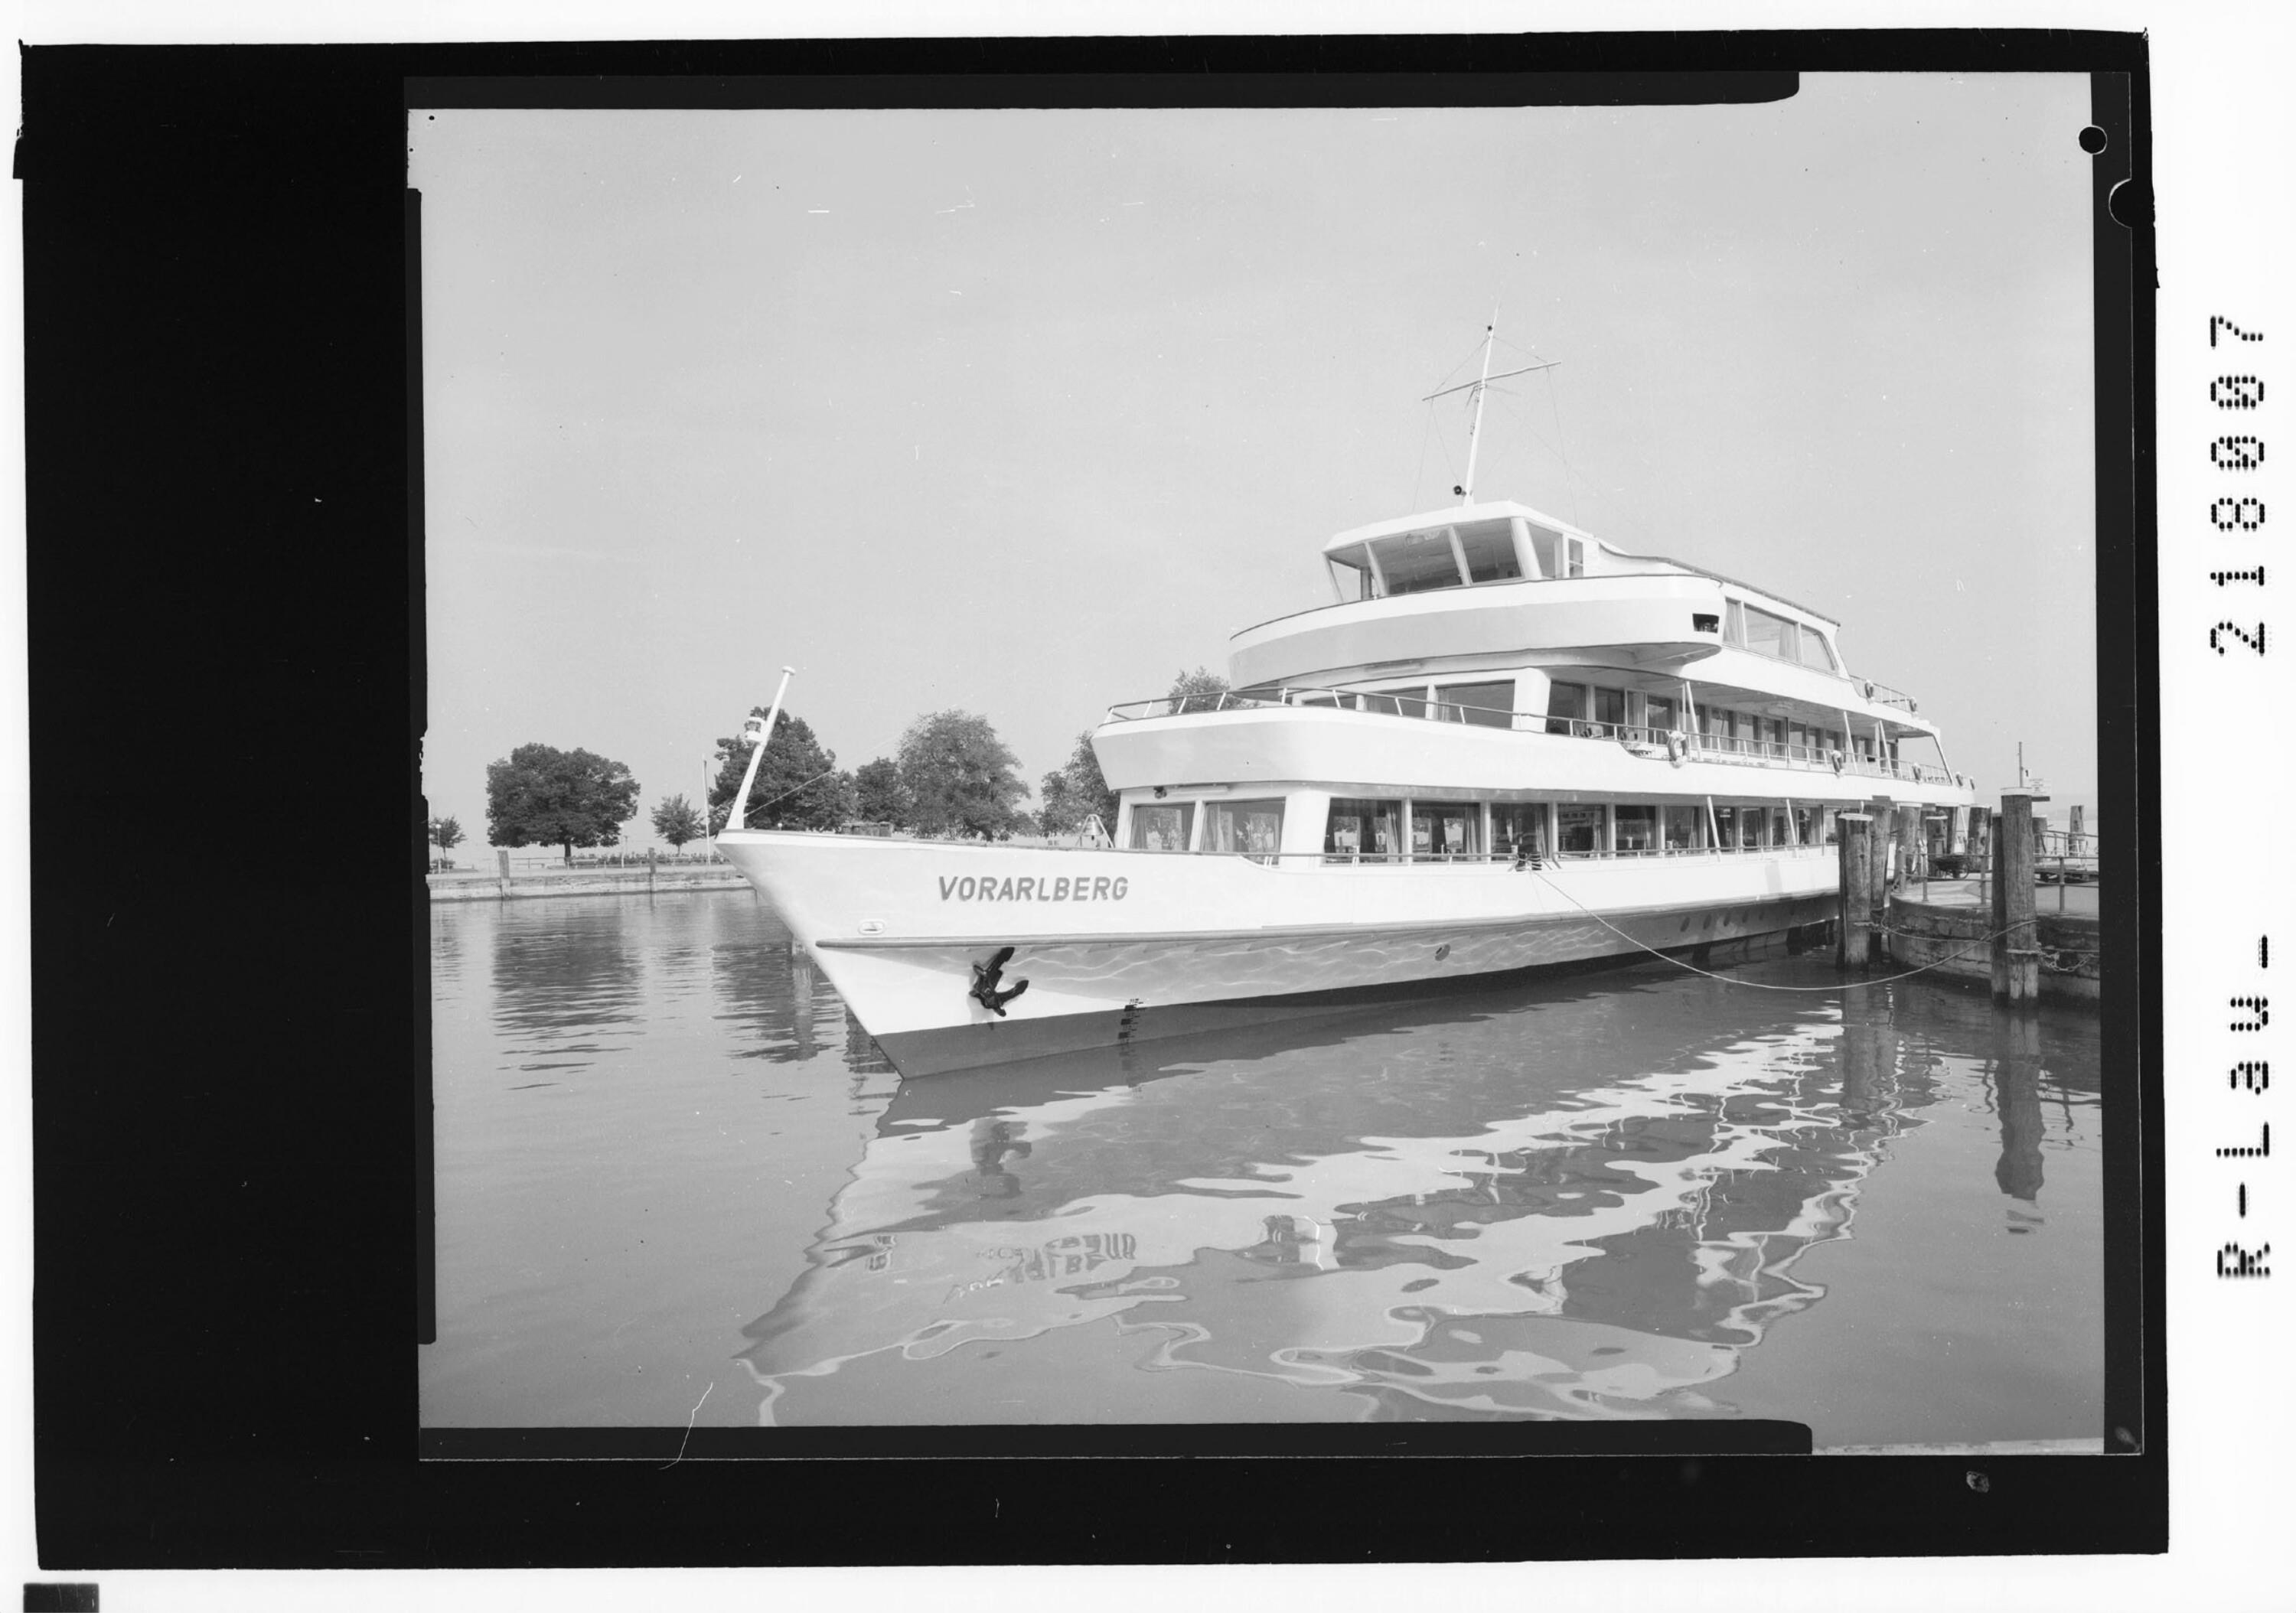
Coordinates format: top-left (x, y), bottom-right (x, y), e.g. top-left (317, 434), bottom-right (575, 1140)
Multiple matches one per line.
top-left (20, 28), bottom-right (2166, 1577)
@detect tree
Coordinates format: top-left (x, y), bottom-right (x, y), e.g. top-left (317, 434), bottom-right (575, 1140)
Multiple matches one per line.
top-left (853, 756), bottom-right (911, 827)
top-left (1037, 731), bottom-right (1118, 838)
top-left (651, 793), bottom-right (705, 850)
top-left (707, 709), bottom-right (855, 832)
top-left (485, 744), bottom-right (641, 865)
top-left (427, 814), bottom-right (465, 852)
top-left (897, 709), bottom-right (1029, 840)
top-left (1168, 665), bottom-right (1230, 714)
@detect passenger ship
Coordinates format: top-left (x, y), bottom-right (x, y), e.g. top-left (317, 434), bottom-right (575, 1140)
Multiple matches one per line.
top-left (719, 361), bottom-right (1977, 1077)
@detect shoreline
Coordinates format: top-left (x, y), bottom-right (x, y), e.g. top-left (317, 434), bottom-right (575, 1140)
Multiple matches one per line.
top-left (428, 865), bottom-right (753, 902)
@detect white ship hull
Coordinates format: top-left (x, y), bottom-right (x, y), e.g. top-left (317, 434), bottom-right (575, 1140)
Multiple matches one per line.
top-left (716, 829), bottom-right (1839, 1076)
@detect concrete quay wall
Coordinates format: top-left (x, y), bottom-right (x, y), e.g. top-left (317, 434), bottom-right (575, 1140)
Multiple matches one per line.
top-left (1885, 892), bottom-right (2100, 1002)
top-left (428, 866), bottom-right (752, 902)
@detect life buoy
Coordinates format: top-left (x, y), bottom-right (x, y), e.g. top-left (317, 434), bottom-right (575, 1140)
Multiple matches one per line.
top-left (1665, 732), bottom-right (1687, 767)
top-left (1828, 749), bottom-right (1845, 775)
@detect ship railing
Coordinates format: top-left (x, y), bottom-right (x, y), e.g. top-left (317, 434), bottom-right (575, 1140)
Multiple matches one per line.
top-left (1857, 677), bottom-right (1919, 712)
top-left (1102, 687), bottom-right (1961, 787)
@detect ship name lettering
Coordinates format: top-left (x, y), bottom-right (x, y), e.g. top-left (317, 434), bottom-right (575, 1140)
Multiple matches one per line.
top-left (935, 873), bottom-right (1131, 901)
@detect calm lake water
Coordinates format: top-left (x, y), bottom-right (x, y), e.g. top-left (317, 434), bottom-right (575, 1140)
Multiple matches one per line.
top-left (423, 888), bottom-right (2104, 1444)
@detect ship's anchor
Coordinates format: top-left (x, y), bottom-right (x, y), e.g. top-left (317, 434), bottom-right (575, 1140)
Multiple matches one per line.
top-left (969, 947), bottom-right (1030, 1016)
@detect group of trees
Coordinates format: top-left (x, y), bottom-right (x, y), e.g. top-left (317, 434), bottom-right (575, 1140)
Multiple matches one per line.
top-left (702, 706), bottom-right (1030, 840)
top-left (469, 668), bottom-right (1228, 858)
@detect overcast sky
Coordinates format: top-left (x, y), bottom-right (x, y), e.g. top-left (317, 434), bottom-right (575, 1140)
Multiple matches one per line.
top-left (413, 76), bottom-right (2099, 849)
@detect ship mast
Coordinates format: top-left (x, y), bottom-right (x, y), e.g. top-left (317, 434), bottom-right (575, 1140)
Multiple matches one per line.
top-left (1421, 320), bottom-right (1560, 507)
top-left (1457, 323), bottom-right (1498, 507)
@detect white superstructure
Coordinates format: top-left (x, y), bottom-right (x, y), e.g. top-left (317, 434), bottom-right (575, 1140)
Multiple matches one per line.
top-left (718, 490), bottom-right (1975, 1078)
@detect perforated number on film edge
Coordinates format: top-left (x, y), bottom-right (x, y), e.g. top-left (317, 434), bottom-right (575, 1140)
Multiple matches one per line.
top-left (2210, 319), bottom-right (2267, 656)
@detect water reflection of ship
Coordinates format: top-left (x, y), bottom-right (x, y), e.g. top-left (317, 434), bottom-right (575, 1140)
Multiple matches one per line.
top-left (709, 928), bottom-right (853, 1064)
top-left (738, 964), bottom-right (2093, 1423)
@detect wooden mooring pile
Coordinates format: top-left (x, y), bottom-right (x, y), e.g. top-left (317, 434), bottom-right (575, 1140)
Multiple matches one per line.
top-left (1835, 791), bottom-right (2098, 1005)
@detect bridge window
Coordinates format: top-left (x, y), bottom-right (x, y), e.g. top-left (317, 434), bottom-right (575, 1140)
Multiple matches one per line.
top-left (1368, 529), bottom-right (1465, 595)
top-left (1456, 520), bottom-right (1521, 582)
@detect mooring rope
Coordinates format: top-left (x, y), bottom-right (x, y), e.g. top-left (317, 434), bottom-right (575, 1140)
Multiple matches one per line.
top-left (1521, 865), bottom-right (2047, 993)
top-left (734, 768), bottom-right (843, 828)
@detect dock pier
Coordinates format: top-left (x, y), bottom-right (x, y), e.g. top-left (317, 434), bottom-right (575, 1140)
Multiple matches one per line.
top-left (1993, 790), bottom-right (2041, 1005)
top-left (1836, 812), bottom-right (1875, 970)
top-left (1837, 788), bottom-right (2097, 1005)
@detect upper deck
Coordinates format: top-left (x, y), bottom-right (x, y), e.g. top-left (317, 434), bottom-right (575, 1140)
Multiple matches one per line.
top-left (1228, 500), bottom-right (1932, 735)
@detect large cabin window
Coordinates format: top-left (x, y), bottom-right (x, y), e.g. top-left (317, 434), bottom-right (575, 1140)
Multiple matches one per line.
top-left (1435, 680), bottom-right (1515, 728)
top-left (1558, 804), bottom-right (1604, 855)
top-left (1743, 607), bottom-right (1792, 660)
top-left (1491, 803), bottom-right (1546, 862)
top-left (1593, 687), bottom-right (1626, 735)
top-left (1614, 805), bottom-right (1658, 854)
top-left (1362, 687), bottom-right (1430, 719)
top-left (1731, 603), bottom-right (1838, 672)
top-left (1545, 681), bottom-right (1587, 735)
top-left (1740, 808), bottom-right (1766, 849)
top-left (1713, 805), bottom-right (1737, 846)
top-left (1646, 695), bottom-right (1678, 733)
top-left (1412, 801), bottom-right (1481, 860)
top-left (1663, 804), bottom-right (1702, 850)
top-left (1130, 802), bottom-right (1195, 852)
top-left (1204, 798), bottom-right (1285, 862)
top-left (1324, 797), bottom-right (1402, 862)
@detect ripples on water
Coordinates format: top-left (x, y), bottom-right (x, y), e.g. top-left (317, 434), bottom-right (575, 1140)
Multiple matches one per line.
top-left (425, 890), bottom-right (2102, 1445)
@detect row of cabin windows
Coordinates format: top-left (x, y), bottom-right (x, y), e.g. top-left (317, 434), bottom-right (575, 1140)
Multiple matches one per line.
top-left (1321, 523), bottom-right (1838, 680)
top-left (1294, 679), bottom-right (1517, 728)
top-left (1129, 799), bottom-right (1284, 860)
top-left (1129, 794), bottom-right (1835, 861)
top-left (1286, 676), bottom-right (1885, 761)
top-left (1330, 798), bottom-right (1830, 861)
top-left (1544, 681), bottom-right (1876, 758)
